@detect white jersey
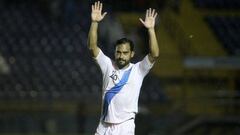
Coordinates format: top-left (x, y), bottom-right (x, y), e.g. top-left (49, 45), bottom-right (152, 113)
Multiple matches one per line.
top-left (95, 50), bottom-right (154, 124)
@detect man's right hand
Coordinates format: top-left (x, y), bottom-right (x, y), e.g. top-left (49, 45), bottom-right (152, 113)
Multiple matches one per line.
top-left (91, 1), bottom-right (107, 22)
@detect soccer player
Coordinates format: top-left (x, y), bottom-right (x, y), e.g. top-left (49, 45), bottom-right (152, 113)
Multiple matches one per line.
top-left (87, 1), bottom-right (159, 135)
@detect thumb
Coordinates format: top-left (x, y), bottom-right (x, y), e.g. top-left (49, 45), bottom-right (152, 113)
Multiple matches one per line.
top-left (102, 12), bottom-right (107, 18)
top-left (139, 18), bottom-right (145, 25)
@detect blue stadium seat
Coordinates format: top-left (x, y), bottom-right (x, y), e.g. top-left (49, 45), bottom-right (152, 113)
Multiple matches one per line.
top-left (206, 16), bottom-right (240, 55)
top-left (194, 0), bottom-right (240, 9)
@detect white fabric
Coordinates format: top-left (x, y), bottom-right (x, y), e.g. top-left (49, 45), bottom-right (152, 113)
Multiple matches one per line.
top-left (95, 118), bottom-right (135, 135)
top-left (95, 50), bottom-right (154, 124)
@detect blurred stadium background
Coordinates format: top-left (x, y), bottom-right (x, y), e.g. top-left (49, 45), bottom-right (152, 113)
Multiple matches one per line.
top-left (0, 0), bottom-right (240, 134)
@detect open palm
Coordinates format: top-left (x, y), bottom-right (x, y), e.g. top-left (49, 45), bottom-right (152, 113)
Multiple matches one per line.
top-left (140, 8), bottom-right (157, 29)
top-left (91, 1), bottom-right (107, 22)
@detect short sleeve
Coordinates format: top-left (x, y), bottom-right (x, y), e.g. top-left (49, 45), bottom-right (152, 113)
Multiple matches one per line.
top-left (94, 49), bottom-right (112, 74)
top-left (137, 55), bottom-right (154, 77)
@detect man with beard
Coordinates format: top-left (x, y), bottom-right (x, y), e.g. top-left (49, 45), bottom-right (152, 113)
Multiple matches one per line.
top-left (87, 1), bottom-right (159, 135)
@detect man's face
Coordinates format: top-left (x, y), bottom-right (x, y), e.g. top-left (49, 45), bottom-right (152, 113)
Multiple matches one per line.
top-left (114, 43), bottom-right (134, 69)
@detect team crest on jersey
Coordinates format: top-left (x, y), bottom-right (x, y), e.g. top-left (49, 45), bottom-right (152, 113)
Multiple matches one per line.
top-left (109, 70), bottom-right (119, 83)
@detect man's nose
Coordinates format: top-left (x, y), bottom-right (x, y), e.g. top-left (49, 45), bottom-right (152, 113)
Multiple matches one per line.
top-left (119, 53), bottom-right (124, 58)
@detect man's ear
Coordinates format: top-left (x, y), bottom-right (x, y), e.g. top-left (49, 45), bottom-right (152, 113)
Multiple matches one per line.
top-left (131, 51), bottom-right (135, 58)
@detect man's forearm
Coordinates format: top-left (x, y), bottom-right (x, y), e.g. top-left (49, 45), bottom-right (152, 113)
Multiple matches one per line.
top-left (88, 22), bottom-right (100, 57)
top-left (148, 28), bottom-right (159, 58)
top-left (88, 22), bottom-right (98, 49)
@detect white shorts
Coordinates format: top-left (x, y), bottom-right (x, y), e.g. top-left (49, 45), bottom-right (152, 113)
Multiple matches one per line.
top-left (95, 118), bottom-right (135, 135)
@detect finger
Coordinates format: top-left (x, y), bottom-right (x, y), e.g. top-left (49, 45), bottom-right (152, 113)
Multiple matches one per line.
top-left (97, 1), bottom-right (100, 10)
top-left (94, 1), bottom-right (97, 10)
top-left (100, 3), bottom-right (103, 11)
top-left (92, 5), bottom-right (94, 11)
top-left (146, 9), bottom-right (149, 19)
top-left (154, 12), bottom-right (158, 19)
top-left (152, 9), bottom-right (155, 17)
top-left (149, 8), bottom-right (152, 17)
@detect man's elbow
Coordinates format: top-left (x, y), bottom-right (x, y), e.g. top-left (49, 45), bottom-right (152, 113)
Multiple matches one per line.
top-left (87, 40), bottom-right (97, 50)
top-left (152, 51), bottom-right (159, 59)
top-left (87, 45), bottom-right (94, 50)
top-left (149, 53), bottom-right (159, 62)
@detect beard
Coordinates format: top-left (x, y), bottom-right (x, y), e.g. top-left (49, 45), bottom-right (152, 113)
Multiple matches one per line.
top-left (116, 58), bottom-right (130, 69)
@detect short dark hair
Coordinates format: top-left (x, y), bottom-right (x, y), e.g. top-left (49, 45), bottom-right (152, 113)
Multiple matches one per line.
top-left (114, 38), bottom-right (134, 51)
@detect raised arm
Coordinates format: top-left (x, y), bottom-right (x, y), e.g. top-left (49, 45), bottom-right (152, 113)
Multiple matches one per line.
top-left (139, 8), bottom-right (159, 63)
top-left (88, 1), bottom-right (107, 58)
